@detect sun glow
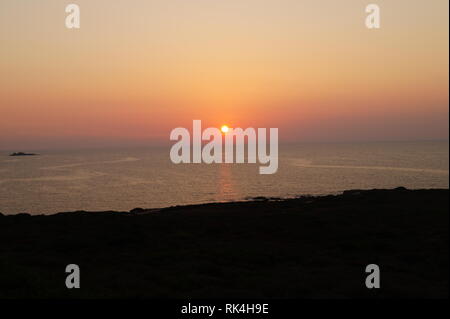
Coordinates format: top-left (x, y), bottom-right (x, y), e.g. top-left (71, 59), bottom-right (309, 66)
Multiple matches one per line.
top-left (221, 125), bottom-right (230, 133)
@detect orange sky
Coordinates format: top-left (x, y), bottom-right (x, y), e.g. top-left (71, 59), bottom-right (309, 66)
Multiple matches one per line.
top-left (0, 0), bottom-right (448, 149)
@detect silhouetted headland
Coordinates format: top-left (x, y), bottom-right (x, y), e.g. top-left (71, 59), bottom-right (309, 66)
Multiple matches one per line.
top-left (0, 187), bottom-right (447, 298)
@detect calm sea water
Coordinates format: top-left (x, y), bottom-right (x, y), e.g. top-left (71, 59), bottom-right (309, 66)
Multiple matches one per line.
top-left (0, 141), bottom-right (448, 215)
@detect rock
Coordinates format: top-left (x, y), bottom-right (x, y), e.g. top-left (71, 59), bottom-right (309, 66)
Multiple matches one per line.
top-left (253, 196), bottom-right (269, 201)
top-left (12, 213), bottom-right (31, 218)
top-left (9, 152), bottom-right (38, 156)
top-left (130, 208), bottom-right (145, 213)
top-left (343, 190), bottom-right (363, 196)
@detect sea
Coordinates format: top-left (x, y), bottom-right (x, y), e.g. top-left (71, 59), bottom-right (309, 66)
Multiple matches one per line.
top-left (0, 141), bottom-right (448, 215)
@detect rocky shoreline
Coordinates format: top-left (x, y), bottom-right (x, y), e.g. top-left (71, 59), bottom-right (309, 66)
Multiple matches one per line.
top-left (0, 188), bottom-right (448, 298)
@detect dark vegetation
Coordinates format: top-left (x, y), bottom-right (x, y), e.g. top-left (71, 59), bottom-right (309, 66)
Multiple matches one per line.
top-left (0, 188), bottom-right (448, 298)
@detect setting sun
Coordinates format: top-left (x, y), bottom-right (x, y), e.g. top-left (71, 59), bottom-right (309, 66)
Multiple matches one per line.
top-left (221, 125), bottom-right (230, 133)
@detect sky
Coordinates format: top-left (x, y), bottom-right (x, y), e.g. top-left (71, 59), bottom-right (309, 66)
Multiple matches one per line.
top-left (0, 0), bottom-right (448, 149)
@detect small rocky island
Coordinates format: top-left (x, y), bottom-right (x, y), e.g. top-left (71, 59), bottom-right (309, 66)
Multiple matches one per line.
top-left (9, 152), bottom-right (38, 156)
